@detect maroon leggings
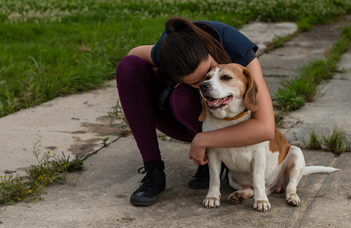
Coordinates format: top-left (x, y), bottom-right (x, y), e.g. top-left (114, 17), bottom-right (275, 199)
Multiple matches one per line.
top-left (116, 55), bottom-right (203, 162)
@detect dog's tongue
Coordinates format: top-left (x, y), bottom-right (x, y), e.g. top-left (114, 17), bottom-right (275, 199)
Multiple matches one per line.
top-left (207, 96), bottom-right (233, 109)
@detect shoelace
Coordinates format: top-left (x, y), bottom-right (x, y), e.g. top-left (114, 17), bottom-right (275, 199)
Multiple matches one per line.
top-left (137, 167), bottom-right (155, 188)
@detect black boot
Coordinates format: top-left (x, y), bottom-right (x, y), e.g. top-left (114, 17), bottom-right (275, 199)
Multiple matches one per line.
top-left (188, 163), bottom-right (209, 189)
top-left (130, 160), bottom-right (166, 206)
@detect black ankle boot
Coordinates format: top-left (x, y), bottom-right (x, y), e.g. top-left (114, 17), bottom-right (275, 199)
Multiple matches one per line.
top-left (130, 160), bottom-right (166, 206)
top-left (188, 163), bottom-right (209, 189)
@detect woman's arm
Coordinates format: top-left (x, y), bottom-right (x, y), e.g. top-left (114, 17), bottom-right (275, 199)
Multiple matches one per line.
top-left (128, 45), bottom-right (156, 67)
top-left (189, 58), bottom-right (275, 165)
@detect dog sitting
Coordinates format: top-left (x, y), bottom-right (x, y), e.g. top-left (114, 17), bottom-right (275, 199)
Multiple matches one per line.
top-left (199, 63), bottom-right (338, 212)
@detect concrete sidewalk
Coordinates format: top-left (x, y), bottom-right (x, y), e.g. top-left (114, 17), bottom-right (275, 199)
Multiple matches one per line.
top-left (1, 18), bottom-right (351, 227)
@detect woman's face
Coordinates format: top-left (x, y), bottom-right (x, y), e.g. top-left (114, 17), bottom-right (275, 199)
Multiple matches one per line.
top-left (182, 55), bottom-right (218, 89)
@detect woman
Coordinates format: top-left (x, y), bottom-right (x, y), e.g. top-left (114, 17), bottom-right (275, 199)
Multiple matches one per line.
top-left (116, 17), bottom-right (275, 206)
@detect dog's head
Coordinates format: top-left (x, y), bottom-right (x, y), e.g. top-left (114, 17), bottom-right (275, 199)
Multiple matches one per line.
top-left (199, 63), bottom-right (258, 121)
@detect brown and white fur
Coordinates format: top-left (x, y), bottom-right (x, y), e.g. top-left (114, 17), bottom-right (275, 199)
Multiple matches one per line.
top-left (199, 63), bottom-right (338, 212)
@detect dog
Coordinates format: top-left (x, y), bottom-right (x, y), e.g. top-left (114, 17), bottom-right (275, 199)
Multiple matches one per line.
top-left (198, 63), bottom-right (338, 212)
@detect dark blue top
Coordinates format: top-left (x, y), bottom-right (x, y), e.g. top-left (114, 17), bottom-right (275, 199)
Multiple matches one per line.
top-left (151, 21), bottom-right (258, 84)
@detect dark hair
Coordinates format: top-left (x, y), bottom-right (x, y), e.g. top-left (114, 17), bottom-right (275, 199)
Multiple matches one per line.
top-left (159, 17), bottom-right (231, 82)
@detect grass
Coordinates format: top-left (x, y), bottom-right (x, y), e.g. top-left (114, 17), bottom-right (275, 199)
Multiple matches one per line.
top-left (273, 26), bottom-right (351, 112)
top-left (306, 126), bottom-right (351, 153)
top-left (0, 141), bottom-right (84, 205)
top-left (1, 0), bottom-right (351, 117)
top-left (264, 32), bottom-right (298, 53)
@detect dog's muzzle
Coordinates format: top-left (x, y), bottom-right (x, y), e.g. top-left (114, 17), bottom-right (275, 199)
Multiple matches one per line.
top-left (199, 81), bottom-right (210, 94)
top-left (200, 81), bottom-right (233, 110)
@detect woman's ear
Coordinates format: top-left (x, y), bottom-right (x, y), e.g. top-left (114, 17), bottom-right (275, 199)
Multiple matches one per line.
top-left (243, 67), bottom-right (259, 112)
top-left (199, 99), bottom-right (208, 121)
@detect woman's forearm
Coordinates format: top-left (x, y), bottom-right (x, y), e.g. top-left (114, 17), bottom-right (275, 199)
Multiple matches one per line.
top-left (194, 117), bottom-right (275, 149)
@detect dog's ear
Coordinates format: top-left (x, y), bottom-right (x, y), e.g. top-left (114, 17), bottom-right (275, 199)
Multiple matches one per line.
top-left (198, 99), bottom-right (208, 122)
top-left (243, 67), bottom-right (259, 112)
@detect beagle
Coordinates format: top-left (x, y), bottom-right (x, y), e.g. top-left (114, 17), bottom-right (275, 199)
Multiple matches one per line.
top-left (199, 63), bottom-right (338, 212)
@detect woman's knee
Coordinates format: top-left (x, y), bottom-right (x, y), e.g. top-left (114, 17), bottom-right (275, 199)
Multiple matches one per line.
top-left (170, 84), bottom-right (202, 113)
top-left (115, 55), bottom-right (150, 85)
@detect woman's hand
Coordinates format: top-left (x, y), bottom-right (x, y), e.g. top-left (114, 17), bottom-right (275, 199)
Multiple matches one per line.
top-left (189, 133), bottom-right (208, 165)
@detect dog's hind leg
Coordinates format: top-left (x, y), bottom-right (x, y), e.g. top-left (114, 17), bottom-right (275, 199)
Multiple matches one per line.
top-left (284, 146), bottom-right (305, 206)
top-left (228, 188), bottom-right (254, 204)
top-left (203, 151), bottom-right (222, 208)
top-left (227, 171), bottom-right (254, 204)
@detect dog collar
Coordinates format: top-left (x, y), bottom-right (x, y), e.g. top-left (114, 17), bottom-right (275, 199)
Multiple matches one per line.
top-left (222, 110), bottom-right (248, 121)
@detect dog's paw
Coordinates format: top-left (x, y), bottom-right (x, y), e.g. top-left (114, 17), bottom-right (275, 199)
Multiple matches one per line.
top-left (203, 197), bottom-right (220, 208)
top-left (228, 191), bottom-right (245, 204)
top-left (253, 199), bottom-right (271, 212)
top-left (286, 192), bottom-right (300, 206)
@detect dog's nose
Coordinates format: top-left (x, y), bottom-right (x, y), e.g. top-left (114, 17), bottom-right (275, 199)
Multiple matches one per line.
top-left (199, 82), bottom-right (209, 92)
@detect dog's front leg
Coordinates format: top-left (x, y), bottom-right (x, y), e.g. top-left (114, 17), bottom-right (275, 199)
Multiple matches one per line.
top-left (203, 150), bottom-right (222, 208)
top-left (252, 149), bottom-right (271, 212)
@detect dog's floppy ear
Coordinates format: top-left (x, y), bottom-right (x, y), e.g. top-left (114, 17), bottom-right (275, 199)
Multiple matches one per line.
top-left (199, 99), bottom-right (208, 122)
top-left (243, 67), bottom-right (259, 112)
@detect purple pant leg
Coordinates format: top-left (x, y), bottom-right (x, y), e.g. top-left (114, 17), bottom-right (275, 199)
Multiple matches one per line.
top-left (169, 84), bottom-right (203, 137)
top-left (116, 55), bottom-right (202, 162)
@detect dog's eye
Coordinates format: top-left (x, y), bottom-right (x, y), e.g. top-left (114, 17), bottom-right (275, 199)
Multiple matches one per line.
top-left (220, 75), bottom-right (232, 80)
top-left (205, 76), bottom-right (211, 80)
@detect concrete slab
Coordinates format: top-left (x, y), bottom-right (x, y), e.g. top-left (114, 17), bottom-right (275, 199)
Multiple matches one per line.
top-left (339, 51), bottom-right (351, 72)
top-left (0, 81), bottom-right (120, 177)
top-left (240, 22), bottom-right (298, 56)
top-left (263, 75), bottom-right (296, 96)
top-left (298, 152), bottom-right (351, 228)
top-left (259, 38), bottom-right (334, 77)
top-left (0, 137), bottom-right (339, 228)
top-left (259, 16), bottom-right (351, 77)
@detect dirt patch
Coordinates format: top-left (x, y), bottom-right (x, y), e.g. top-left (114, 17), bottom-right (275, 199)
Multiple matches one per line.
top-left (68, 115), bottom-right (122, 155)
top-left (45, 146), bottom-right (58, 151)
top-left (81, 123), bottom-right (119, 137)
top-left (68, 137), bottom-right (101, 156)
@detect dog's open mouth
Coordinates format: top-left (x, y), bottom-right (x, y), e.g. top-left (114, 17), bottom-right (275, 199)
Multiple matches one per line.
top-left (205, 95), bottom-right (233, 109)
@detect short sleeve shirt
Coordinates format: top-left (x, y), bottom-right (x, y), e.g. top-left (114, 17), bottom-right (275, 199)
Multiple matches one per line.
top-left (151, 21), bottom-right (258, 84)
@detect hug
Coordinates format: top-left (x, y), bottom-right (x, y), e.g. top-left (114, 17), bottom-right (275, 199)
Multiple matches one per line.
top-left (115, 17), bottom-right (338, 210)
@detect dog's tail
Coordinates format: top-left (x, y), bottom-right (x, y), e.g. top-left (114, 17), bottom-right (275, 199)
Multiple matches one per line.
top-left (303, 166), bottom-right (339, 175)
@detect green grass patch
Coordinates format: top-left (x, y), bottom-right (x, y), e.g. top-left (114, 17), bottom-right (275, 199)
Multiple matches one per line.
top-left (274, 26), bottom-right (351, 111)
top-left (1, 0), bottom-right (351, 117)
top-left (0, 142), bottom-right (84, 205)
top-left (306, 126), bottom-right (351, 153)
top-left (264, 32), bottom-right (298, 53)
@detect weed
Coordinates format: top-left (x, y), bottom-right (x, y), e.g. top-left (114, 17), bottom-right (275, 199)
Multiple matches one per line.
top-left (273, 87), bottom-right (306, 111)
top-left (296, 18), bottom-right (313, 32)
top-left (108, 100), bottom-right (131, 137)
top-left (306, 126), bottom-right (351, 153)
top-left (264, 32), bottom-right (298, 53)
top-left (322, 127), bottom-right (347, 153)
top-left (103, 137), bottom-right (109, 147)
top-left (0, 141), bottom-right (84, 205)
top-left (307, 129), bottom-right (322, 150)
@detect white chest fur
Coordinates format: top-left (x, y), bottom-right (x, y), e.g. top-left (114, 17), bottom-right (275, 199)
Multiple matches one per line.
top-left (203, 111), bottom-right (282, 188)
